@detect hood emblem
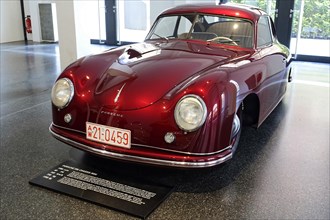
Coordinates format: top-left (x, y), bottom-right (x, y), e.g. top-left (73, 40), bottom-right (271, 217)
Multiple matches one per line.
top-left (100, 111), bottom-right (123, 118)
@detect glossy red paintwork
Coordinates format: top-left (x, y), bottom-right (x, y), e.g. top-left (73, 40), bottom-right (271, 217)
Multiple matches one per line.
top-left (162, 3), bottom-right (265, 22)
top-left (50, 3), bottom-right (291, 167)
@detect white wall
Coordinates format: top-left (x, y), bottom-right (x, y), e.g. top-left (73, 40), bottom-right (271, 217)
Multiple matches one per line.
top-left (28, 0), bottom-right (56, 42)
top-left (74, 0), bottom-right (105, 41)
top-left (24, 0), bottom-right (33, 41)
top-left (150, 1), bottom-right (175, 25)
top-left (117, 0), bottom-right (218, 43)
top-left (117, 0), bottom-right (151, 42)
top-left (56, 0), bottom-right (105, 70)
top-left (73, 0), bottom-right (102, 56)
top-left (0, 0), bottom-right (55, 43)
top-left (56, 0), bottom-right (77, 71)
top-left (0, 0), bottom-right (24, 43)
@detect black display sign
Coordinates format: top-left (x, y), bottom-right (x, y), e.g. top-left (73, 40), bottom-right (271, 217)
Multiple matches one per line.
top-left (29, 161), bottom-right (173, 219)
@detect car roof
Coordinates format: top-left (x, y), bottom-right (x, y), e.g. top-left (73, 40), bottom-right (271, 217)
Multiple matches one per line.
top-left (161, 3), bottom-right (266, 22)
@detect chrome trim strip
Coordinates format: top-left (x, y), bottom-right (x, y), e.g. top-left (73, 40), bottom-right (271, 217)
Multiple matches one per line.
top-left (114, 83), bottom-right (126, 103)
top-left (133, 143), bottom-right (232, 156)
top-left (49, 126), bottom-right (233, 168)
top-left (52, 123), bottom-right (86, 135)
top-left (51, 123), bottom-right (232, 156)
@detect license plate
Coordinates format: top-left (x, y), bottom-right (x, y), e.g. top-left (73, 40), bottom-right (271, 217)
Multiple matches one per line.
top-left (86, 122), bottom-right (131, 149)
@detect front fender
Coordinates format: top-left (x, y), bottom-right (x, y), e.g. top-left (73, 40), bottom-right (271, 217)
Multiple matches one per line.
top-left (164, 70), bottom-right (238, 152)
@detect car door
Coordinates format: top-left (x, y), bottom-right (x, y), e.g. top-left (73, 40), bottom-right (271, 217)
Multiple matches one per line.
top-left (256, 15), bottom-right (287, 122)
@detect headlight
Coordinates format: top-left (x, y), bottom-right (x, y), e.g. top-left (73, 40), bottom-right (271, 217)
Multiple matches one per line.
top-left (51, 78), bottom-right (74, 109)
top-left (174, 95), bottom-right (207, 132)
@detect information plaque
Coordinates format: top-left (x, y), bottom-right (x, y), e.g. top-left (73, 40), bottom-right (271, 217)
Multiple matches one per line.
top-left (29, 161), bottom-right (173, 219)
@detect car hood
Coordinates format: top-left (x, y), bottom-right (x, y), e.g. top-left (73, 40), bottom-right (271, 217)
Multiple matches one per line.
top-left (71, 41), bottom-right (251, 110)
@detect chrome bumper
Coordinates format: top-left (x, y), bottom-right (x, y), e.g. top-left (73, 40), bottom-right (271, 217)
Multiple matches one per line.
top-left (49, 126), bottom-right (233, 168)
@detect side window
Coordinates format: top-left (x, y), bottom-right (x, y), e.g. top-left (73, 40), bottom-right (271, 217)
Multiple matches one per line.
top-left (257, 16), bottom-right (273, 47)
top-left (177, 16), bottom-right (192, 36)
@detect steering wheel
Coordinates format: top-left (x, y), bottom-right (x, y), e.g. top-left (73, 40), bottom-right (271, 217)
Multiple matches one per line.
top-left (207, 36), bottom-right (238, 46)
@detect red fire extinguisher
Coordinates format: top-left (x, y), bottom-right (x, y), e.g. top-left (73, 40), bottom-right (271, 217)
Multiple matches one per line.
top-left (25, 15), bottom-right (32, 34)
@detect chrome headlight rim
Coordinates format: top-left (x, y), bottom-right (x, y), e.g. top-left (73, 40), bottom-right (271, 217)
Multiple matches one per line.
top-left (51, 78), bottom-right (74, 109)
top-left (174, 94), bottom-right (207, 132)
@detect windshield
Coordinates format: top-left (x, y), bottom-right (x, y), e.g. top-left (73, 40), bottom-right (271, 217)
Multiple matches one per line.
top-left (146, 14), bottom-right (254, 48)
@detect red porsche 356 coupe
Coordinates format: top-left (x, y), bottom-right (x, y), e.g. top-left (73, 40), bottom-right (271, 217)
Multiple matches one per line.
top-left (50, 3), bottom-right (292, 168)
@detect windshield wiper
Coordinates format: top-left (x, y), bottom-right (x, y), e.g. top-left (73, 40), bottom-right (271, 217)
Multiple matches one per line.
top-left (152, 33), bottom-right (169, 41)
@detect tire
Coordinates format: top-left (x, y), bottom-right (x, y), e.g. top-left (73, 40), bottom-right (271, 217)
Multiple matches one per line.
top-left (231, 104), bottom-right (243, 154)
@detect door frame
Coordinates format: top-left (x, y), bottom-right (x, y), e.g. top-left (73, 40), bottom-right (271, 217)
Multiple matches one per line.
top-left (105, 0), bottom-right (117, 45)
top-left (274, 0), bottom-right (294, 48)
top-left (274, 0), bottom-right (329, 63)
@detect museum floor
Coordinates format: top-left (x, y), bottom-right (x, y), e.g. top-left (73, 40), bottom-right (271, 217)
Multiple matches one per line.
top-left (1, 42), bottom-right (329, 220)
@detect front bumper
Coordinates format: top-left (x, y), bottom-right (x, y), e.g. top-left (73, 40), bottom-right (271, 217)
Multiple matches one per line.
top-left (50, 123), bottom-right (233, 168)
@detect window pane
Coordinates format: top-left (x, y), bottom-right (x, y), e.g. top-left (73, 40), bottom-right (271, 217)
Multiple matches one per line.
top-left (147, 14), bottom-right (253, 48)
top-left (204, 15), bottom-right (253, 47)
top-left (290, 0), bottom-right (330, 57)
top-left (177, 16), bottom-right (193, 36)
top-left (257, 16), bottom-right (272, 47)
top-left (149, 16), bottom-right (178, 39)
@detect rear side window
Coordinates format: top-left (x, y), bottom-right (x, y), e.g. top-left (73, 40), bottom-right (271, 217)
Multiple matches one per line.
top-left (257, 16), bottom-right (273, 47)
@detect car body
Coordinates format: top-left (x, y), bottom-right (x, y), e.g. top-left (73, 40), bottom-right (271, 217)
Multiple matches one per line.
top-left (50, 3), bottom-right (292, 168)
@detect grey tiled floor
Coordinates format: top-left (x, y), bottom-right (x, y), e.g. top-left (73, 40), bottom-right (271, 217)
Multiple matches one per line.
top-left (0, 42), bottom-right (329, 220)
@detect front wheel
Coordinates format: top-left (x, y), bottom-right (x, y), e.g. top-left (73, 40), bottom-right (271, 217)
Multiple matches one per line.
top-left (230, 105), bottom-right (243, 154)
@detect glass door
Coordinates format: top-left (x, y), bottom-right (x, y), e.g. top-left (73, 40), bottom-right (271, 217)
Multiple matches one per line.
top-left (229, 0), bottom-right (292, 47)
top-left (116, 0), bottom-right (150, 44)
top-left (229, 0), bottom-right (329, 62)
top-left (89, 0), bottom-right (107, 45)
top-left (97, 0), bottom-right (106, 44)
top-left (290, 0), bottom-right (330, 59)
